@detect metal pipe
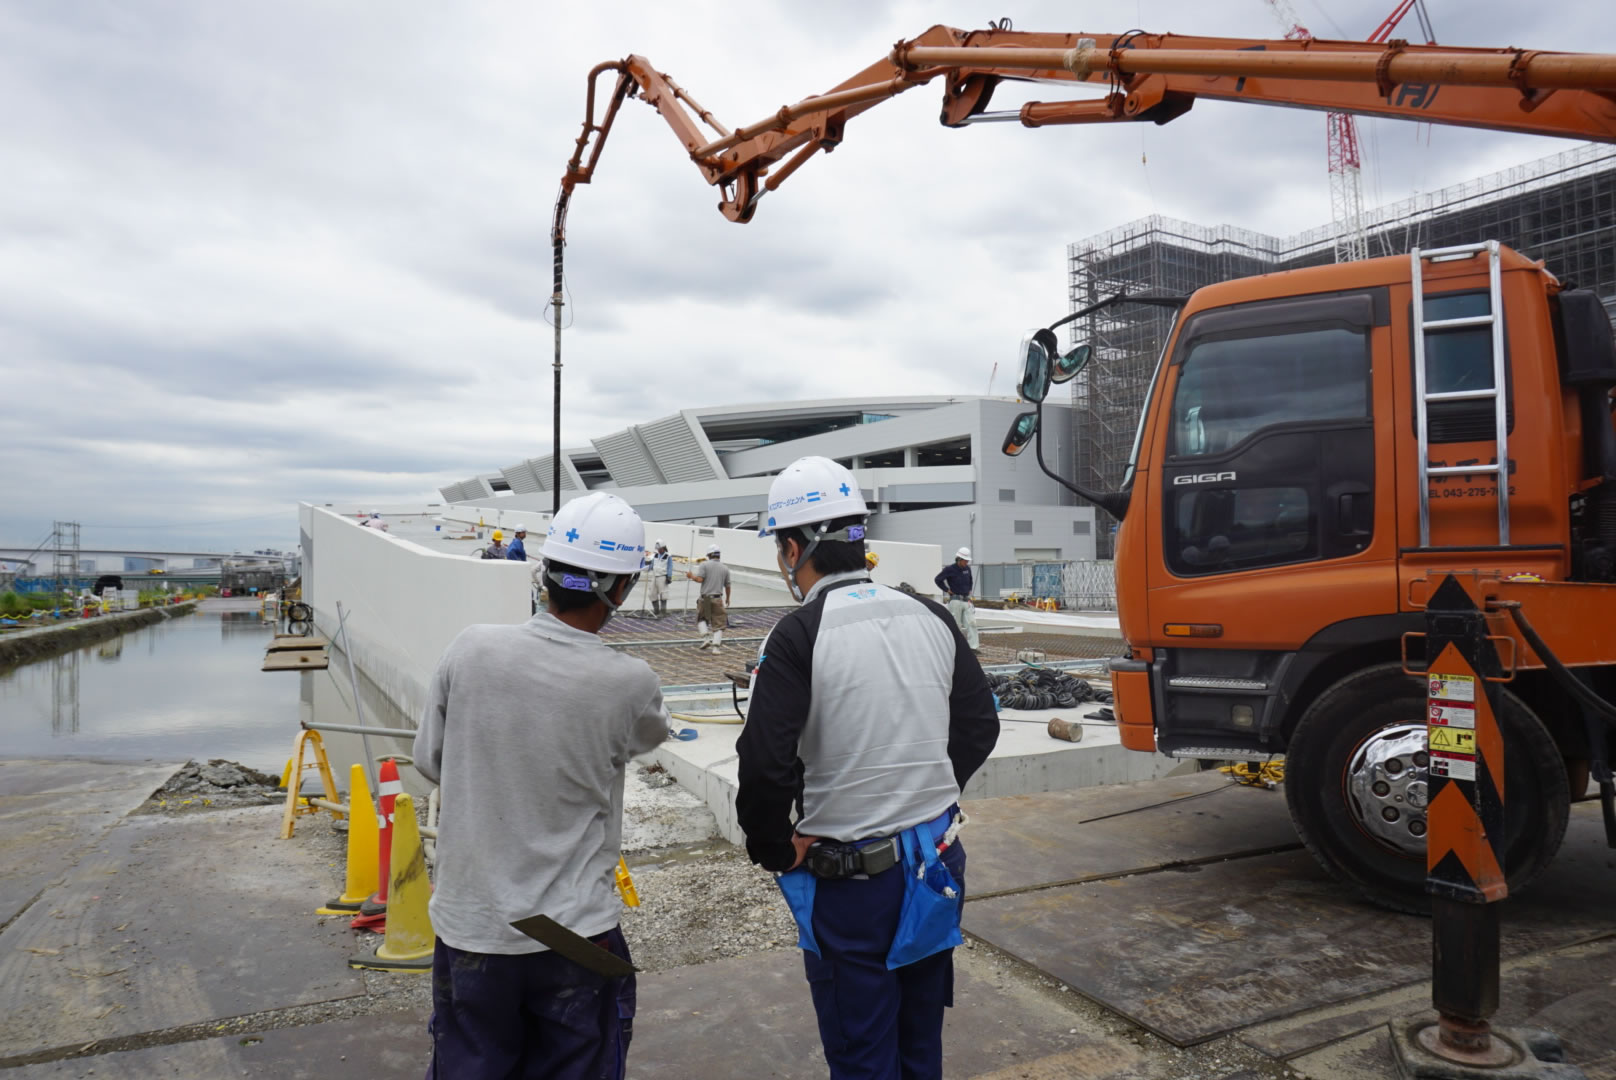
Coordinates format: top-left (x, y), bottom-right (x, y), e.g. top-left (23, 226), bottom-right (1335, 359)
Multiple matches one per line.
top-left (303, 720), bottom-right (418, 739)
top-left (692, 76), bottom-right (916, 160)
top-left (604, 634), bottom-right (766, 649)
top-left (662, 73), bottom-right (731, 137)
top-left (310, 801), bottom-right (435, 840)
top-left (333, 603), bottom-right (379, 797)
top-left (898, 43), bottom-right (1616, 91)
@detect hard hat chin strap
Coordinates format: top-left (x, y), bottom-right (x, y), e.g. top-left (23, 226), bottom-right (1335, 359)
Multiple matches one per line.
top-left (781, 522), bottom-right (865, 603)
top-left (546, 568), bottom-right (640, 626)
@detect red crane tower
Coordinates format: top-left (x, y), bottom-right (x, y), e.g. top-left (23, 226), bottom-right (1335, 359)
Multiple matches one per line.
top-left (1265, 0), bottom-right (1436, 261)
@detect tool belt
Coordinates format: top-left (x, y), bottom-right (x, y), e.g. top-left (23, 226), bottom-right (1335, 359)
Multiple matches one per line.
top-left (806, 836), bottom-right (901, 880)
top-left (804, 806), bottom-right (965, 881)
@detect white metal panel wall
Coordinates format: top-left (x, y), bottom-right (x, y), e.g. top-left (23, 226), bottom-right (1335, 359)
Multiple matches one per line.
top-left (501, 459), bottom-right (544, 495)
top-left (642, 413), bottom-right (719, 483)
top-left (592, 429), bottom-right (662, 488)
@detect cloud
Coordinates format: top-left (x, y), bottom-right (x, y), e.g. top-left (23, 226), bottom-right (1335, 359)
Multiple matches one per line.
top-left (0, 0), bottom-right (1611, 553)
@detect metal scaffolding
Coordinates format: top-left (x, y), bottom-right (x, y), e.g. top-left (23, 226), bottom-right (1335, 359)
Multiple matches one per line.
top-left (1067, 144), bottom-right (1616, 556)
top-left (51, 521), bottom-right (80, 606)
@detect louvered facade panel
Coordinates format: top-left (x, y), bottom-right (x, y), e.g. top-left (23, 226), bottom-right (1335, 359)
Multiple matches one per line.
top-left (592, 429), bottom-right (661, 488)
top-left (502, 459), bottom-right (544, 495)
top-left (529, 455), bottom-right (578, 492)
top-left (640, 414), bottom-right (716, 483)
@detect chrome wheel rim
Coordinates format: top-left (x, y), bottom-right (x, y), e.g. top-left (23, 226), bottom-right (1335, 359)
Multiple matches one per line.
top-left (1345, 722), bottom-right (1430, 857)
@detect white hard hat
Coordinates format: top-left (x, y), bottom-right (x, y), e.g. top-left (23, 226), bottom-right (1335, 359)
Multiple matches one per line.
top-left (655, 538), bottom-right (666, 548)
top-left (955, 547), bottom-right (972, 561)
top-left (758, 456), bottom-right (867, 536)
top-left (706, 544), bottom-right (720, 556)
top-left (540, 493), bottom-right (646, 576)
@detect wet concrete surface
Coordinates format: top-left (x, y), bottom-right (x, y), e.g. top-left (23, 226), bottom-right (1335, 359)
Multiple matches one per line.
top-left (0, 802), bottom-right (365, 1064)
top-left (4, 1012), bottom-right (428, 1079)
top-left (0, 760), bottom-right (179, 934)
top-left (2, 759), bottom-right (1612, 1078)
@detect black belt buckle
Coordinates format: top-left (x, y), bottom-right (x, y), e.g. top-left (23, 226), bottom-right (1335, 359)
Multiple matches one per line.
top-left (806, 837), bottom-right (900, 879)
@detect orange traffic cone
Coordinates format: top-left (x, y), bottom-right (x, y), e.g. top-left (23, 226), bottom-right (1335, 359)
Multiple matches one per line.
top-left (317, 765), bottom-right (377, 914)
top-left (350, 792), bottom-right (434, 972)
top-left (351, 758), bottom-right (399, 931)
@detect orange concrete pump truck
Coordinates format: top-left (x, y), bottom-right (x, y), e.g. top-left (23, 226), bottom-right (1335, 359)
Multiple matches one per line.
top-left (561, 25), bottom-right (1616, 910)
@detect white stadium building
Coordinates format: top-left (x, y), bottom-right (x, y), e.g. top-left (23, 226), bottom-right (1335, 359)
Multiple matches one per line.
top-left (437, 396), bottom-right (1097, 568)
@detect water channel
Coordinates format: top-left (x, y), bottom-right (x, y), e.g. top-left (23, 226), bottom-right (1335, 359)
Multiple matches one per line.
top-left (0, 602), bottom-right (420, 786)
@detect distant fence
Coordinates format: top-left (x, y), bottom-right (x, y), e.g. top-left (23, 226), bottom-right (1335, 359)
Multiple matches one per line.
top-left (975, 561), bottom-right (1117, 611)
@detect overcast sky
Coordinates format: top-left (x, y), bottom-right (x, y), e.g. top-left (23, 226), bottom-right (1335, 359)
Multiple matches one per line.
top-left (2, 0), bottom-right (1611, 555)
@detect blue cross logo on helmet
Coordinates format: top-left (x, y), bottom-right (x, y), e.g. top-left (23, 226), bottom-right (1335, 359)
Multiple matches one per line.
top-left (839, 483), bottom-right (850, 496)
top-left (565, 528), bottom-right (579, 542)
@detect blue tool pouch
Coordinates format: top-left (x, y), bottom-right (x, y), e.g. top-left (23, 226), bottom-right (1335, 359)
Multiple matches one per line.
top-left (885, 818), bottom-right (963, 970)
top-left (775, 867), bottom-right (820, 957)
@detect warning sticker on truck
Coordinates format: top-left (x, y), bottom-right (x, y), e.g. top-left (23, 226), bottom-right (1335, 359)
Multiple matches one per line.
top-left (1430, 751), bottom-right (1477, 781)
top-left (1428, 726), bottom-right (1477, 755)
top-left (1428, 674), bottom-right (1475, 702)
top-left (1428, 703), bottom-right (1477, 729)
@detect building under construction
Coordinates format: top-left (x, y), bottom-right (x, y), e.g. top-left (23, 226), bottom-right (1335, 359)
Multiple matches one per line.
top-left (1066, 143), bottom-right (1616, 555)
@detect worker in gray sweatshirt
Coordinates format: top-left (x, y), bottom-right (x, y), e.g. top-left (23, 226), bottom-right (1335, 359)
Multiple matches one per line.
top-left (413, 491), bottom-right (668, 1080)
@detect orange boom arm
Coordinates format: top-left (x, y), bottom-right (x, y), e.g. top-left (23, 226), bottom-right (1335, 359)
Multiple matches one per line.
top-left (560, 25), bottom-right (1616, 225)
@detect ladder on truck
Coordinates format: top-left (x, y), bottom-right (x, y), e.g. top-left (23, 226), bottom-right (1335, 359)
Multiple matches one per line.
top-left (1410, 240), bottom-right (1511, 548)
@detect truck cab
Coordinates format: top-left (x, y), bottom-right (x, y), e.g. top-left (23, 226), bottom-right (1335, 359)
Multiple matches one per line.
top-left (1020, 242), bottom-right (1616, 909)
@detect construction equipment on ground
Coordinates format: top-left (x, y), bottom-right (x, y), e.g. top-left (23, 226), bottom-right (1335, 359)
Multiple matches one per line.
top-left (557, 24), bottom-right (1616, 915)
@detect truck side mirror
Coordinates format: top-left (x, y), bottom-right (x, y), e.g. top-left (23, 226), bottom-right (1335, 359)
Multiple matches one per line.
top-left (1002, 411), bottom-right (1038, 457)
top-left (1052, 343), bottom-right (1092, 384)
top-left (1018, 329), bottom-right (1060, 403)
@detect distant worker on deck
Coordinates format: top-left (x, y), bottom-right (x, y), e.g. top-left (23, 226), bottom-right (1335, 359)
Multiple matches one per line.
top-left (482, 530), bottom-right (507, 560)
top-left (505, 527), bottom-right (528, 562)
top-left (935, 547), bottom-right (979, 652)
top-left (687, 544), bottom-right (731, 649)
top-left (413, 491), bottom-right (667, 1080)
top-left (646, 540), bottom-right (673, 618)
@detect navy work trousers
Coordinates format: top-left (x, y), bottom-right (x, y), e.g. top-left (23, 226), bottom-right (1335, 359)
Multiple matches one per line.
top-left (804, 839), bottom-right (967, 1080)
top-left (426, 928), bottom-right (635, 1080)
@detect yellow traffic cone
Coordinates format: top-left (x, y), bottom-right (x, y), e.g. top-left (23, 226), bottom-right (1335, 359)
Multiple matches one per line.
top-left (317, 765), bottom-right (377, 914)
top-left (350, 792), bottom-right (434, 971)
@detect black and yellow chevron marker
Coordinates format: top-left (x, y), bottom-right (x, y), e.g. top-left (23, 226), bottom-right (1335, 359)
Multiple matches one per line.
top-left (1422, 573), bottom-right (1508, 1038)
top-left (1423, 574), bottom-right (1508, 905)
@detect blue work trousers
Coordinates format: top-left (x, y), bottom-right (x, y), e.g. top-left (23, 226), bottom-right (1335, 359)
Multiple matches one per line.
top-left (804, 840), bottom-right (967, 1080)
top-left (426, 929), bottom-right (634, 1080)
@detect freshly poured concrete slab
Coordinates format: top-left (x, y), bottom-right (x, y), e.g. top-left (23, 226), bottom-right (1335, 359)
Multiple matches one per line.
top-left (5, 1012), bottom-right (429, 1079)
top-left (961, 771), bottom-right (1299, 898)
top-left (964, 809), bottom-right (1616, 1048)
top-left (0, 805), bottom-right (365, 1060)
top-left (0, 759), bottom-right (180, 933)
top-left (648, 710), bottom-right (1181, 846)
top-left (632, 944), bottom-right (1139, 1079)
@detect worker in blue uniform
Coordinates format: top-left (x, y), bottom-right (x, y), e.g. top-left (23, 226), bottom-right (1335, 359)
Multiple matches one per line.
top-left (506, 527), bottom-right (528, 562)
top-left (738, 456), bottom-right (999, 1079)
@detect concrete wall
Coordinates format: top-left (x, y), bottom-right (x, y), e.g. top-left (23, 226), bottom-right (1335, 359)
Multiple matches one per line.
top-left (447, 503), bottom-right (943, 596)
top-left (299, 502), bottom-right (944, 718)
top-left (300, 504), bottom-right (531, 721)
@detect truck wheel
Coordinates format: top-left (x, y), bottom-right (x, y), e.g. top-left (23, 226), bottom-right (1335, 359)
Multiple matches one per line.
top-left (1284, 663), bottom-right (1569, 914)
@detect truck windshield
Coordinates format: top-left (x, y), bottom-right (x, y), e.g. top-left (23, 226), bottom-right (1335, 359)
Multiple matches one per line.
top-left (1170, 326), bottom-right (1369, 457)
top-left (1122, 312), bottom-right (1179, 490)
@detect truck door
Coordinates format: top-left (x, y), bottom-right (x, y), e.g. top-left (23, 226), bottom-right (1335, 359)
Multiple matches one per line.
top-left (1145, 288), bottom-right (1398, 755)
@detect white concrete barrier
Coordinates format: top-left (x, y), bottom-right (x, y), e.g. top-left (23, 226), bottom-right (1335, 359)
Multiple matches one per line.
top-left (449, 503), bottom-right (943, 596)
top-left (300, 504), bottom-right (530, 721)
top-left (298, 500), bottom-right (944, 722)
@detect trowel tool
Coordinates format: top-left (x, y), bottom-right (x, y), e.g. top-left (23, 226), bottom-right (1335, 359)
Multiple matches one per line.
top-left (509, 914), bottom-right (637, 977)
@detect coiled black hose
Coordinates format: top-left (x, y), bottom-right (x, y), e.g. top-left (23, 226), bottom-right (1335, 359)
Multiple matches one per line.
top-left (987, 667), bottom-right (1112, 711)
